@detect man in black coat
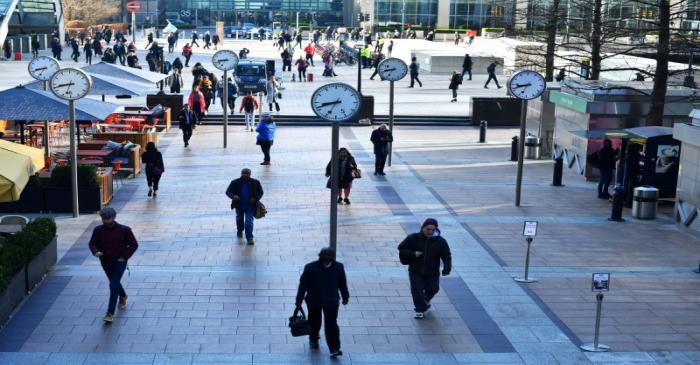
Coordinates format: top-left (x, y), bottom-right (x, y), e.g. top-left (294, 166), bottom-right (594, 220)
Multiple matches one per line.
top-left (295, 247), bottom-right (349, 358)
top-left (178, 103), bottom-right (197, 147)
top-left (461, 54), bottom-right (473, 80)
top-left (370, 124), bottom-right (393, 176)
top-left (484, 61), bottom-right (502, 89)
top-left (409, 57), bottom-right (422, 88)
top-left (225, 169), bottom-right (264, 245)
top-left (397, 218), bottom-right (451, 319)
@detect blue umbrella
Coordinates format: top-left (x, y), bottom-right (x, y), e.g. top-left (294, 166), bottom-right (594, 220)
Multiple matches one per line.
top-left (82, 62), bottom-right (167, 84)
top-left (23, 73), bottom-right (151, 98)
top-left (0, 86), bottom-right (120, 121)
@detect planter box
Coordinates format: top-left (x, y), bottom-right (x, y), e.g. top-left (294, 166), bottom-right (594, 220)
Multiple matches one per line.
top-left (0, 267), bottom-right (27, 325)
top-left (45, 186), bottom-right (103, 213)
top-left (26, 237), bottom-right (57, 291)
top-left (0, 187), bottom-right (45, 213)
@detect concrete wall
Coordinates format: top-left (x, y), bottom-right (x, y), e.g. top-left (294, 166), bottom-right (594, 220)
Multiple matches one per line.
top-left (413, 51), bottom-right (503, 75)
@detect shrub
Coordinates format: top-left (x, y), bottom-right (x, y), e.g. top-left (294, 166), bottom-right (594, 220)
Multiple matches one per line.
top-left (50, 165), bottom-right (99, 187)
top-left (0, 218), bottom-right (57, 293)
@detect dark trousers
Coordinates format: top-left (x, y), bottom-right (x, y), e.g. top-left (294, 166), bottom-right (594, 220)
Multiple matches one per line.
top-left (308, 305), bottom-right (340, 351)
top-left (168, 44), bottom-right (174, 53)
top-left (117, 54), bottom-right (125, 65)
top-left (269, 102), bottom-right (280, 112)
top-left (305, 54), bottom-right (314, 66)
top-left (451, 88), bottom-right (458, 99)
top-left (298, 69), bottom-right (306, 81)
top-left (461, 68), bottom-right (472, 80)
top-left (146, 168), bottom-right (162, 191)
top-left (410, 73), bottom-right (422, 87)
top-left (85, 54), bottom-right (92, 64)
top-left (221, 97), bottom-right (236, 114)
top-left (598, 168), bottom-right (613, 196)
top-left (101, 260), bottom-right (127, 314)
top-left (409, 271), bottom-right (440, 312)
top-left (259, 141), bottom-right (272, 162)
top-left (283, 61), bottom-right (291, 71)
top-left (236, 205), bottom-right (255, 239)
top-left (181, 125), bottom-right (193, 145)
top-left (185, 55), bottom-right (191, 67)
top-left (370, 68), bottom-right (379, 79)
top-left (375, 153), bottom-right (387, 173)
top-left (485, 73), bottom-right (500, 87)
top-left (72, 51), bottom-right (79, 62)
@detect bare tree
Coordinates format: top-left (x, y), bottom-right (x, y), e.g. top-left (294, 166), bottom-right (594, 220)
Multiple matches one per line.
top-left (62, 0), bottom-right (120, 25)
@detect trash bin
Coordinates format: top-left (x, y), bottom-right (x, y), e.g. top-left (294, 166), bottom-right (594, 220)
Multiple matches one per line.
top-left (524, 136), bottom-right (541, 159)
top-left (632, 186), bottom-right (658, 219)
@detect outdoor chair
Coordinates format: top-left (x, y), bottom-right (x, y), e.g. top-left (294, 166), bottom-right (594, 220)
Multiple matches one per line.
top-left (0, 215), bottom-right (30, 226)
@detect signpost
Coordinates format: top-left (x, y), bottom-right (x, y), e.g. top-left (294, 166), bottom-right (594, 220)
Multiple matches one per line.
top-left (514, 220), bottom-right (538, 283)
top-left (212, 50), bottom-right (240, 149)
top-left (581, 273), bottom-right (611, 352)
top-left (126, 1), bottom-right (141, 44)
top-left (376, 58), bottom-right (408, 167)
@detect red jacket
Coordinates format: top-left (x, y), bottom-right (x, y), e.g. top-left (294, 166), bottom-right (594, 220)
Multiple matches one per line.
top-left (88, 223), bottom-right (138, 263)
top-left (304, 45), bottom-right (314, 55)
top-left (188, 91), bottom-right (205, 113)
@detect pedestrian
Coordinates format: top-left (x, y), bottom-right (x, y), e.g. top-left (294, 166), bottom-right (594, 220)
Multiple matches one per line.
top-left (225, 168), bottom-right (264, 245)
top-left (295, 32), bottom-right (303, 49)
top-left (449, 70), bottom-right (462, 102)
top-left (454, 31), bottom-right (461, 45)
top-left (88, 207), bottom-right (139, 323)
top-left (325, 147), bottom-right (358, 204)
top-left (555, 68), bottom-right (566, 82)
top-left (265, 75), bottom-right (280, 112)
top-left (369, 55), bottom-right (382, 80)
top-left (188, 86), bottom-right (206, 122)
top-left (468, 34), bottom-right (475, 45)
top-left (83, 40), bottom-right (93, 64)
top-left (397, 218), bottom-right (451, 319)
top-left (281, 48), bottom-right (292, 72)
top-left (141, 142), bottom-right (164, 198)
top-left (172, 57), bottom-right (184, 73)
top-left (217, 76), bottom-right (238, 115)
top-left (31, 32), bottom-right (39, 58)
top-left (178, 103), bottom-right (197, 147)
top-left (101, 47), bottom-right (117, 63)
top-left (240, 91), bottom-right (259, 132)
top-left (361, 45), bottom-right (371, 68)
top-left (304, 43), bottom-right (315, 67)
top-left (92, 37), bottom-right (102, 56)
top-left (484, 62), bottom-right (502, 89)
top-left (370, 124), bottom-right (393, 176)
top-left (50, 36), bottom-right (62, 60)
top-left (70, 38), bottom-right (80, 62)
top-left (409, 57), bottom-right (422, 88)
top-left (114, 40), bottom-right (126, 65)
top-left (170, 68), bottom-right (183, 93)
top-left (203, 31), bottom-right (211, 49)
top-left (199, 75), bottom-right (214, 112)
top-left (461, 54), bottom-right (472, 80)
top-left (191, 30), bottom-right (200, 47)
top-left (277, 33), bottom-right (286, 51)
top-left (2, 38), bottom-right (11, 60)
top-left (212, 33), bottom-right (220, 50)
top-left (146, 32), bottom-right (154, 49)
top-left (256, 113), bottom-right (276, 165)
top-left (387, 40), bottom-right (394, 57)
top-left (167, 33), bottom-right (175, 53)
top-left (593, 139), bottom-right (619, 199)
top-left (295, 55), bottom-right (308, 82)
top-left (182, 43), bottom-right (193, 67)
top-left (295, 247), bottom-right (349, 358)
top-left (126, 51), bottom-right (139, 68)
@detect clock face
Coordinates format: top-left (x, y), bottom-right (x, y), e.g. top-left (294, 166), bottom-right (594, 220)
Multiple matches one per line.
top-left (49, 68), bottom-right (92, 100)
top-left (310, 83), bottom-right (361, 122)
top-left (507, 70), bottom-right (546, 100)
top-left (28, 56), bottom-right (60, 81)
top-left (212, 50), bottom-right (239, 71)
top-left (378, 58), bottom-right (408, 81)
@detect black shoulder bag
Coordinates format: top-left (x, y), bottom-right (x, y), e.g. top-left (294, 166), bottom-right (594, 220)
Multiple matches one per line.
top-left (288, 307), bottom-right (310, 337)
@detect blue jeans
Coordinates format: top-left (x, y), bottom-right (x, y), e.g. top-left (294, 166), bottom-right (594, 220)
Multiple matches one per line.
top-left (236, 205), bottom-right (255, 239)
top-left (408, 271), bottom-right (440, 312)
top-left (101, 260), bottom-right (127, 314)
top-left (461, 68), bottom-right (472, 80)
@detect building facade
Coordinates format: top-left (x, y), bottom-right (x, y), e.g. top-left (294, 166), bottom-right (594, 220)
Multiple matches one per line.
top-left (0, 0), bottom-right (64, 51)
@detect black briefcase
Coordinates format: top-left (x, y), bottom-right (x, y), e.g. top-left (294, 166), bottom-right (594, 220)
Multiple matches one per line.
top-left (288, 307), bottom-right (310, 337)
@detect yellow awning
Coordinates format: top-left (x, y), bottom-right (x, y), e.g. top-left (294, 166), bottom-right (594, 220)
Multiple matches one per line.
top-left (0, 149), bottom-right (32, 202)
top-left (0, 139), bottom-right (45, 173)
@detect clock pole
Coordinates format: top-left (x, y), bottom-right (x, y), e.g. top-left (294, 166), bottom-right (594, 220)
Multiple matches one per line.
top-left (43, 81), bottom-right (49, 157)
top-left (68, 100), bottom-right (79, 218)
top-left (515, 99), bottom-right (527, 207)
top-left (223, 69), bottom-right (228, 148)
top-left (329, 122), bottom-right (340, 251)
top-left (387, 80), bottom-right (394, 166)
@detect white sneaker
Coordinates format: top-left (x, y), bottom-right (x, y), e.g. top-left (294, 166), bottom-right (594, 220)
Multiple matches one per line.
top-left (414, 312), bottom-right (424, 319)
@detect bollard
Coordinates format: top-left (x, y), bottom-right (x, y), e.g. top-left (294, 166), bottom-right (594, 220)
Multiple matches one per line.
top-left (513, 237), bottom-right (537, 283)
top-left (694, 260), bottom-right (700, 274)
top-left (608, 184), bottom-right (625, 222)
top-left (479, 120), bottom-right (487, 143)
top-left (552, 157), bottom-right (563, 186)
top-left (580, 293), bottom-right (610, 352)
top-left (510, 136), bottom-right (518, 161)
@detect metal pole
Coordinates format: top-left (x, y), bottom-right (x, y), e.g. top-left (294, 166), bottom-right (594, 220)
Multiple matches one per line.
top-left (401, 0), bottom-right (405, 37)
top-left (132, 12), bottom-right (136, 44)
top-left (515, 100), bottom-right (527, 206)
top-left (357, 49), bottom-right (362, 94)
top-left (329, 123), bottom-right (340, 250)
top-left (296, 12), bottom-right (299, 33)
top-left (514, 237), bottom-right (537, 283)
top-left (388, 80), bottom-right (394, 166)
top-left (581, 293), bottom-right (610, 351)
top-left (43, 81), bottom-right (49, 157)
top-left (223, 70), bottom-right (228, 148)
top-left (69, 100), bottom-right (79, 218)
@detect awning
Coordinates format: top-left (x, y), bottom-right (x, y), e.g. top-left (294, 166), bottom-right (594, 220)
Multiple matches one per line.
top-left (0, 149), bottom-right (32, 202)
top-left (82, 62), bottom-right (167, 84)
top-left (0, 139), bottom-right (45, 173)
top-left (24, 73), bottom-right (153, 97)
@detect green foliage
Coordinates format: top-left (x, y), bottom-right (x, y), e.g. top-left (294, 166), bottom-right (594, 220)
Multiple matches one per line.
top-left (50, 165), bottom-right (99, 187)
top-left (0, 218), bottom-right (56, 293)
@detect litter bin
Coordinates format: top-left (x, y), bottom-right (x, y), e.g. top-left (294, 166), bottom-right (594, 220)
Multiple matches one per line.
top-left (631, 186), bottom-right (658, 219)
top-left (524, 136), bottom-right (541, 159)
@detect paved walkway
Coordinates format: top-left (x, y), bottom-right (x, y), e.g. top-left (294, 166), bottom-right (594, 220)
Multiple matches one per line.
top-left (1, 125), bottom-right (700, 364)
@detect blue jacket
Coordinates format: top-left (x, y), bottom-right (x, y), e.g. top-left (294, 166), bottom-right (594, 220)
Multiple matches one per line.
top-left (256, 121), bottom-right (276, 142)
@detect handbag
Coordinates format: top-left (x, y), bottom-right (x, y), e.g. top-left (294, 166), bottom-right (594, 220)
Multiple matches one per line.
top-left (288, 307), bottom-right (310, 337)
top-left (351, 168), bottom-right (362, 179)
top-left (151, 166), bottom-right (164, 176)
top-left (254, 201), bottom-right (267, 219)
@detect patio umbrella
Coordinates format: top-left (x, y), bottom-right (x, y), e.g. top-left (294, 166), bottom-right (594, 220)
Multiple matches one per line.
top-left (0, 150), bottom-right (32, 202)
top-left (24, 73), bottom-right (153, 100)
top-left (0, 86), bottom-right (120, 121)
top-left (82, 62), bottom-right (167, 84)
top-left (0, 139), bottom-right (45, 173)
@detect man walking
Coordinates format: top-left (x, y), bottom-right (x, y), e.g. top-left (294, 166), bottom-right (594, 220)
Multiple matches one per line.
top-left (594, 138), bottom-right (619, 199)
top-left (370, 124), bottom-right (393, 175)
top-left (484, 61), bottom-right (502, 89)
top-left (88, 208), bottom-right (139, 323)
top-left (295, 247), bottom-right (349, 358)
top-left (178, 103), bottom-right (197, 147)
top-left (398, 218), bottom-right (451, 319)
top-left (461, 54), bottom-right (473, 80)
top-left (226, 168), bottom-right (264, 245)
top-left (409, 57), bottom-right (422, 88)
top-left (304, 43), bottom-right (315, 67)
top-left (239, 91), bottom-right (259, 132)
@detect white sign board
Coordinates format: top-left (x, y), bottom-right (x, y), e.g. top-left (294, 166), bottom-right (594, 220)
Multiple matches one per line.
top-left (523, 221), bottom-right (538, 237)
top-left (591, 273), bottom-right (610, 292)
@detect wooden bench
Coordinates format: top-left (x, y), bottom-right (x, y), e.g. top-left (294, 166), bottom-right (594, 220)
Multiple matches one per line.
top-left (92, 131), bottom-right (156, 156)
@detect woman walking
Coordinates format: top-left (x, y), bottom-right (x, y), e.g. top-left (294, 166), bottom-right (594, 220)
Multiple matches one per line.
top-left (188, 86), bottom-right (206, 122)
top-left (141, 142), bottom-right (164, 198)
top-left (182, 43), bottom-right (193, 67)
top-left (170, 68), bottom-right (183, 94)
top-left (256, 113), bottom-right (276, 165)
top-left (326, 148), bottom-right (358, 204)
top-left (448, 70), bottom-right (462, 102)
top-left (265, 75), bottom-right (280, 112)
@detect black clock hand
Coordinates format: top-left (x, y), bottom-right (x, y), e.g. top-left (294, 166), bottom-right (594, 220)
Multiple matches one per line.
top-left (55, 82), bottom-right (75, 88)
top-left (514, 83), bottom-right (531, 88)
top-left (383, 67), bottom-right (396, 72)
top-left (319, 100), bottom-right (341, 108)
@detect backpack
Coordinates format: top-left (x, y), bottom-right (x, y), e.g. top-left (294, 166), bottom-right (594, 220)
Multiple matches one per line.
top-left (457, 74), bottom-right (463, 84)
top-left (162, 61), bottom-right (172, 74)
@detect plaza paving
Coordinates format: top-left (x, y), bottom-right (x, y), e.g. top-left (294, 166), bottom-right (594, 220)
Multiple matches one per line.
top-left (1, 124), bottom-right (699, 364)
